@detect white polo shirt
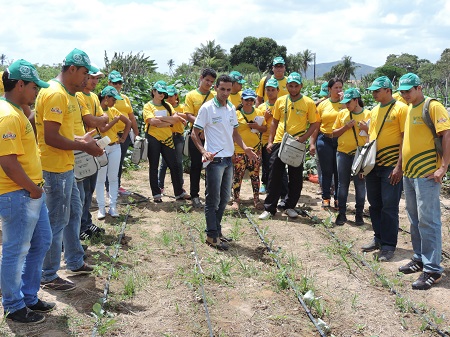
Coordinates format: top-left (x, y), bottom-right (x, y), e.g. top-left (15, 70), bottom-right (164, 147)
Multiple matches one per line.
top-left (193, 97), bottom-right (238, 157)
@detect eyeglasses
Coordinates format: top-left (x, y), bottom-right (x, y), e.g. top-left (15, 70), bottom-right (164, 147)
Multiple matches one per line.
top-left (274, 64), bottom-right (285, 68)
top-left (112, 81), bottom-right (123, 85)
top-left (244, 98), bottom-right (255, 102)
top-left (157, 91), bottom-right (166, 95)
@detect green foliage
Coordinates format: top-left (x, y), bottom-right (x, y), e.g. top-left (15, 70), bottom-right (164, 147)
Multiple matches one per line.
top-left (35, 64), bottom-right (61, 82)
top-left (287, 49), bottom-right (314, 77)
top-left (229, 36), bottom-right (287, 72)
top-left (190, 40), bottom-right (229, 71)
top-left (373, 65), bottom-right (404, 83)
top-left (232, 62), bottom-right (260, 75)
top-left (322, 56), bottom-right (359, 81)
top-left (384, 53), bottom-right (424, 74)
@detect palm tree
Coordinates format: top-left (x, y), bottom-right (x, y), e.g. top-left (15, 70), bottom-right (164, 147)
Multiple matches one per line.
top-left (299, 49), bottom-right (314, 78)
top-left (191, 40), bottom-right (228, 69)
top-left (0, 54), bottom-right (6, 66)
top-left (167, 59), bottom-right (175, 76)
top-left (339, 55), bottom-right (359, 81)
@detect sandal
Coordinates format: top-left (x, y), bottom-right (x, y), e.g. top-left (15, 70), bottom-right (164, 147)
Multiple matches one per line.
top-left (254, 201), bottom-right (264, 210)
top-left (231, 201), bottom-right (240, 211)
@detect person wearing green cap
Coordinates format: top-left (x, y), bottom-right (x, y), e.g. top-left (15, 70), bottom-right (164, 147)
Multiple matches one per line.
top-left (397, 73), bottom-right (450, 289)
top-left (255, 56), bottom-right (289, 107)
top-left (360, 75), bottom-right (408, 262)
top-left (158, 85), bottom-right (190, 199)
top-left (143, 82), bottom-right (187, 203)
top-left (259, 72), bottom-right (319, 220)
top-left (107, 70), bottom-right (139, 196)
top-left (0, 60), bottom-right (54, 323)
top-left (310, 78), bottom-right (344, 209)
top-left (36, 48), bottom-right (103, 292)
top-left (183, 68), bottom-right (217, 208)
top-left (95, 86), bottom-right (131, 219)
top-left (229, 70), bottom-right (246, 108)
top-left (332, 88), bottom-right (370, 226)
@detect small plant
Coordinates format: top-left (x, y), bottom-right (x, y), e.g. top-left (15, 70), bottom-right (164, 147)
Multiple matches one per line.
top-left (92, 303), bottom-right (117, 336)
top-left (229, 219), bottom-right (244, 241)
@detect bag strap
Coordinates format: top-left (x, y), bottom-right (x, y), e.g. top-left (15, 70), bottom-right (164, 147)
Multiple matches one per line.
top-left (422, 97), bottom-right (439, 138)
top-left (349, 111), bottom-right (360, 147)
top-left (374, 101), bottom-right (395, 140)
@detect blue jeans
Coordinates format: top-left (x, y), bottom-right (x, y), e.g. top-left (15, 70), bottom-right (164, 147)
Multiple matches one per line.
top-left (42, 170), bottom-right (85, 282)
top-left (337, 152), bottom-right (366, 215)
top-left (204, 157), bottom-right (233, 238)
top-left (403, 177), bottom-right (443, 273)
top-left (365, 165), bottom-right (402, 251)
top-left (158, 133), bottom-right (185, 189)
top-left (80, 172), bottom-right (97, 232)
top-left (316, 134), bottom-right (338, 200)
top-left (0, 190), bottom-right (51, 313)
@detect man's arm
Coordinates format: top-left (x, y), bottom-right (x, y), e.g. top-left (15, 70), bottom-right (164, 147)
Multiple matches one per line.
top-left (389, 134), bottom-right (403, 185)
top-left (232, 128), bottom-right (258, 163)
top-left (429, 129), bottom-right (450, 182)
top-left (0, 155), bottom-right (42, 199)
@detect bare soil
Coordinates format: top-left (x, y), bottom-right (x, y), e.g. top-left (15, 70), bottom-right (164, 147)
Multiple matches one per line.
top-left (1, 162), bottom-right (450, 337)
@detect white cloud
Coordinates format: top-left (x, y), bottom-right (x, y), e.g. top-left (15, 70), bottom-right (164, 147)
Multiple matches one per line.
top-left (1, 0), bottom-right (448, 74)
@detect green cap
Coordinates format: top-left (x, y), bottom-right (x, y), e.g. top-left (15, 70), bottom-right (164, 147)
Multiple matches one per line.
top-left (108, 70), bottom-right (123, 83)
top-left (265, 78), bottom-right (279, 88)
top-left (229, 71), bottom-right (246, 84)
top-left (153, 81), bottom-right (168, 94)
top-left (63, 48), bottom-right (98, 73)
top-left (367, 76), bottom-right (393, 90)
top-left (273, 56), bottom-right (285, 65)
top-left (166, 85), bottom-right (178, 96)
top-left (287, 72), bottom-right (302, 84)
top-left (397, 73), bottom-right (421, 91)
top-left (101, 85), bottom-right (123, 100)
top-left (319, 82), bottom-right (328, 97)
top-left (340, 88), bottom-right (361, 103)
top-left (6, 59), bottom-right (49, 88)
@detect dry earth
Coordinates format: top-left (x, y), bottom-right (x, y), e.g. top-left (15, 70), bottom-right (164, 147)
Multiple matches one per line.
top-left (1, 161), bottom-right (450, 337)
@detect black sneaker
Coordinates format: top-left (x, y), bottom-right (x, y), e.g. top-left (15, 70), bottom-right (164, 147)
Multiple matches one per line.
top-left (4, 307), bottom-right (45, 324)
top-left (219, 235), bottom-right (233, 243)
top-left (361, 238), bottom-right (381, 252)
top-left (354, 213), bottom-right (364, 226)
top-left (67, 263), bottom-right (94, 276)
top-left (89, 224), bottom-right (105, 234)
top-left (412, 271), bottom-right (442, 290)
top-left (335, 213), bottom-right (347, 226)
top-left (374, 250), bottom-right (395, 262)
top-left (205, 237), bottom-right (229, 251)
top-left (28, 299), bottom-right (56, 313)
top-left (399, 259), bottom-right (424, 274)
top-left (79, 229), bottom-right (93, 240)
top-left (41, 277), bottom-right (76, 292)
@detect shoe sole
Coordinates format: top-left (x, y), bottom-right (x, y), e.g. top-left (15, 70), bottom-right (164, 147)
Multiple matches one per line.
top-left (97, 216), bottom-right (105, 220)
top-left (66, 270), bottom-right (93, 276)
top-left (205, 240), bottom-right (228, 251)
top-left (29, 305), bottom-right (56, 313)
top-left (41, 284), bottom-right (76, 292)
top-left (7, 315), bottom-right (46, 324)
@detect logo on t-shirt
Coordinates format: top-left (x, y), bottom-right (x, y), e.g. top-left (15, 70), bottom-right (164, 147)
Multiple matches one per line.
top-left (50, 107), bottom-right (63, 114)
top-left (2, 131), bottom-right (16, 140)
top-left (438, 117), bottom-right (448, 124)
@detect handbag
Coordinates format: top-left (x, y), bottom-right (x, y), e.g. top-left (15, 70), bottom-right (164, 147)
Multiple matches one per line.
top-left (74, 151), bottom-right (100, 181)
top-left (351, 102), bottom-right (395, 176)
top-left (277, 96), bottom-right (307, 167)
top-left (131, 135), bottom-right (148, 164)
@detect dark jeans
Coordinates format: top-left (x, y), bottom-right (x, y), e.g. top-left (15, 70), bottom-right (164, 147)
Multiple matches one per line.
top-left (80, 171), bottom-right (97, 233)
top-left (316, 133), bottom-right (338, 200)
top-left (264, 143), bottom-right (303, 214)
top-left (365, 165), bottom-right (403, 250)
top-left (337, 152), bottom-right (366, 215)
top-left (204, 157), bottom-right (233, 238)
top-left (147, 135), bottom-right (183, 198)
top-left (188, 135), bottom-right (205, 199)
top-left (158, 133), bottom-right (184, 189)
top-left (262, 144), bottom-right (288, 199)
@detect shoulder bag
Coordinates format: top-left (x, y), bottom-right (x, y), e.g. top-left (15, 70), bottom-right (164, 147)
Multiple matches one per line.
top-left (422, 97), bottom-right (443, 157)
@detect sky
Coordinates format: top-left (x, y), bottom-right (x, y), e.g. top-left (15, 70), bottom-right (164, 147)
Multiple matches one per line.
top-left (1, 0), bottom-right (449, 74)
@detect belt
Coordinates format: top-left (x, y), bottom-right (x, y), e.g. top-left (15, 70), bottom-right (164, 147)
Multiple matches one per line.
top-left (212, 156), bottom-right (231, 163)
top-left (320, 132), bottom-right (333, 138)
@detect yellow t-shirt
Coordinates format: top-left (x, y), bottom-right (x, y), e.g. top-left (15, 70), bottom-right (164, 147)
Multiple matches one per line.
top-left (317, 98), bottom-right (343, 134)
top-left (143, 101), bottom-right (175, 148)
top-left (114, 93), bottom-right (133, 132)
top-left (35, 79), bottom-right (76, 172)
top-left (72, 94), bottom-right (87, 137)
top-left (403, 99), bottom-right (450, 177)
top-left (183, 89), bottom-right (215, 117)
top-left (333, 108), bottom-right (370, 155)
top-left (0, 71), bottom-right (4, 96)
top-left (273, 94), bottom-right (317, 144)
top-left (99, 107), bottom-right (122, 143)
top-left (76, 91), bottom-right (101, 133)
top-left (171, 103), bottom-right (185, 134)
top-left (393, 92), bottom-right (408, 105)
top-left (229, 91), bottom-right (242, 108)
top-left (256, 75), bottom-right (288, 102)
top-left (368, 100), bottom-right (408, 167)
top-left (258, 102), bottom-right (274, 146)
top-left (0, 99), bottom-right (43, 194)
top-left (234, 107), bottom-right (265, 153)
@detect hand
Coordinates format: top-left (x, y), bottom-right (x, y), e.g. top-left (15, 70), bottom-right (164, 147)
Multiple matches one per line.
top-left (247, 122), bottom-right (258, 129)
top-left (267, 142), bottom-right (273, 154)
top-left (346, 120), bottom-right (356, 129)
top-left (426, 166), bottom-right (447, 184)
top-left (202, 151), bottom-right (214, 162)
top-left (80, 130), bottom-right (104, 156)
top-left (29, 185), bottom-right (43, 199)
top-left (100, 114), bottom-right (109, 126)
top-left (244, 147), bottom-right (258, 164)
top-left (309, 144), bottom-right (316, 156)
top-left (358, 121), bottom-right (368, 132)
top-left (264, 108), bottom-right (272, 120)
top-left (389, 166), bottom-right (403, 185)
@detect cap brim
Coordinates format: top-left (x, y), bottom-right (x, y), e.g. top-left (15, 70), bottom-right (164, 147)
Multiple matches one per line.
top-left (114, 94), bottom-right (123, 100)
top-left (366, 85), bottom-right (381, 91)
top-left (34, 80), bottom-right (50, 88)
top-left (237, 80), bottom-right (246, 84)
top-left (319, 90), bottom-right (328, 96)
top-left (340, 98), bottom-right (351, 104)
top-left (287, 80), bottom-right (301, 84)
top-left (396, 85), bottom-right (414, 91)
top-left (242, 96), bottom-right (256, 100)
top-left (110, 78), bottom-right (124, 83)
top-left (87, 64), bottom-right (100, 74)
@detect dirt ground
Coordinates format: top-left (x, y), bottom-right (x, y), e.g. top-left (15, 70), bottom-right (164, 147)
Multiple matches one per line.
top-left (1, 161), bottom-right (450, 337)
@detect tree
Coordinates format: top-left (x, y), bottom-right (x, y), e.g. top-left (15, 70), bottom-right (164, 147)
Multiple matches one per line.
top-left (167, 59), bottom-right (175, 76)
top-left (384, 53), bottom-right (422, 74)
top-left (229, 37), bottom-right (287, 72)
top-left (373, 65), bottom-right (404, 84)
top-left (190, 40), bottom-right (228, 71)
top-left (0, 54), bottom-right (6, 66)
top-left (322, 55), bottom-right (359, 81)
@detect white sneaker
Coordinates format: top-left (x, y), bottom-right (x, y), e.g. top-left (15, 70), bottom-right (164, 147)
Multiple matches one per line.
top-left (284, 208), bottom-right (298, 218)
top-left (109, 206), bottom-right (119, 218)
top-left (97, 208), bottom-right (106, 220)
top-left (258, 211), bottom-right (272, 220)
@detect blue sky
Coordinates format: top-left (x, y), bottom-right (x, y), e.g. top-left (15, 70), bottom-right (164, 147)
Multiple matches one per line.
top-left (1, 0), bottom-right (449, 73)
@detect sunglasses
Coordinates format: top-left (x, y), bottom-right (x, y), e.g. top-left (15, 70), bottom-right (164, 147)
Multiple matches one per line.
top-left (244, 98), bottom-right (255, 102)
top-left (274, 64), bottom-right (285, 68)
top-left (157, 91), bottom-right (166, 95)
top-left (113, 81), bottom-right (123, 85)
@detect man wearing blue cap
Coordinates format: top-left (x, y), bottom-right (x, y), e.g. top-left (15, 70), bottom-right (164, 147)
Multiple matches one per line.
top-left (0, 60), bottom-right (53, 323)
top-left (255, 56), bottom-right (289, 106)
top-left (361, 76), bottom-right (408, 262)
top-left (36, 48), bottom-right (103, 292)
top-left (398, 73), bottom-right (450, 289)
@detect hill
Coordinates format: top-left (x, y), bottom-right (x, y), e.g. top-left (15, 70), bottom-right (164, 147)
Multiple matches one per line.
top-left (305, 61), bottom-right (377, 80)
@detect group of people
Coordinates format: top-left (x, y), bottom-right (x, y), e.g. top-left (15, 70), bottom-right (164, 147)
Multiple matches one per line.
top-left (0, 54), bottom-right (448, 325)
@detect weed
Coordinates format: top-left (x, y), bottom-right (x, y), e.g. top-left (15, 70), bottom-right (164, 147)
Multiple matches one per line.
top-left (92, 302), bottom-right (117, 336)
top-left (351, 293), bottom-right (358, 310)
top-left (274, 268), bottom-right (289, 291)
top-left (229, 219), bottom-right (244, 241)
top-left (395, 296), bottom-right (411, 313)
